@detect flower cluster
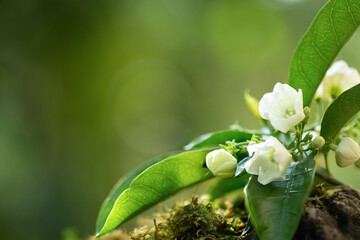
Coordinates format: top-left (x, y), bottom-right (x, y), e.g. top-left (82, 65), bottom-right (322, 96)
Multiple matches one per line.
top-left (206, 83), bottom-right (304, 184)
top-left (206, 60), bottom-right (360, 185)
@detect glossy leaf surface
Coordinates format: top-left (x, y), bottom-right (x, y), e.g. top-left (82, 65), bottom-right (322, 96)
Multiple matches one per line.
top-left (235, 156), bottom-right (251, 177)
top-left (321, 84), bottom-right (360, 141)
top-left (96, 149), bottom-right (214, 237)
top-left (184, 129), bottom-right (253, 150)
top-left (289, 0), bottom-right (360, 106)
top-left (245, 152), bottom-right (316, 240)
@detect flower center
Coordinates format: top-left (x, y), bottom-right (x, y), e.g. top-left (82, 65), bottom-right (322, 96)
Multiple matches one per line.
top-left (330, 85), bottom-right (343, 99)
top-left (284, 108), bottom-right (296, 118)
top-left (261, 148), bottom-right (276, 163)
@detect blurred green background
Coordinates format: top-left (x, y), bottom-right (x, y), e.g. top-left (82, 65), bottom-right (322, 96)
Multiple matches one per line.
top-left (1, 0), bottom-right (360, 239)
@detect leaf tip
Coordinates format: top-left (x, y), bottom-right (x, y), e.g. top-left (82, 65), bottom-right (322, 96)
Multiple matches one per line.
top-left (95, 223), bottom-right (109, 238)
top-left (183, 143), bottom-right (193, 151)
top-left (95, 229), bottom-right (106, 238)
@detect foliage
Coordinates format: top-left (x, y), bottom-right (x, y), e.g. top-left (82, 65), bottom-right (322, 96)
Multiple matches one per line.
top-left (209, 174), bottom-right (250, 200)
top-left (289, 0), bottom-right (360, 106)
top-left (184, 129), bottom-right (254, 150)
top-left (96, 150), bottom-right (215, 237)
top-left (321, 84), bottom-right (360, 141)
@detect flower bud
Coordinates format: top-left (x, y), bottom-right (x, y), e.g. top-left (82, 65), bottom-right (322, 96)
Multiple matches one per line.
top-left (303, 106), bottom-right (311, 123)
top-left (311, 136), bottom-right (325, 150)
top-left (335, 137), bottom-right (360, 168)
top-left (244, 91), bottom-right (261, 120)
top-left (206, 149), bottom-right (237, 178)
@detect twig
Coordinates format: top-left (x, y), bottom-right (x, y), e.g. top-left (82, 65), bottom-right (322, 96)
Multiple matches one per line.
top-left (153, 219), bottom-right (158, 240)
top-left (315, 168), bottom-right (345, 186)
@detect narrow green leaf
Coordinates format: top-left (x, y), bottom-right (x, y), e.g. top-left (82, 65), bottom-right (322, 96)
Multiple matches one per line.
top-left (321, 84), bottom-right (360, 141)
top-left (184, 129), bottom-right (254, 150)
top-left (244, 152), bottom-right (316, 240)
top-left (209, 174), bottom-right (250, 201)
top-left (240, 217), bottom-right (252, 237)
top-left (96, 149), bottom-right (214, 237)
top-left (289, 0), bottom-right (360, 106)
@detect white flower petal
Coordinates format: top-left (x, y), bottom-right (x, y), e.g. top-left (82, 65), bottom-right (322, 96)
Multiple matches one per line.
top-left (259, 83), bottom-right (305, 133)
top-left (326, 61), bottom-right (348, 76)
top-left (257, 164), bottom-right (282, 185)
top-left (317, 61), bottom-right (360, 100)
top-left (245, 136), bottom-right (292, 185)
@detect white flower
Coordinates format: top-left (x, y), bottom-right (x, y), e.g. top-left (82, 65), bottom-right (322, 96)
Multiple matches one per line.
top-left (244, 136), bottom-right (292, 185)
top-left (206, 149), bottom-right (237, 178)
top-left (335, 137), bottom-right (360, 167)
top-left (316, 61), bottom-right (360, 100)
top-left (259, 83), bottom-right (305, 133)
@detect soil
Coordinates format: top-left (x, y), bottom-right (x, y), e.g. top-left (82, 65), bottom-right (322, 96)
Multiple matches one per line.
top-left (294, 188), bottom-right (360, 240)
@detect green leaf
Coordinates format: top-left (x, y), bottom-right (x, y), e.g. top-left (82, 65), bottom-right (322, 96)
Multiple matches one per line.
top-left (184, 129), bottom-right (254, 150)
top-left (321, 84), bottom-right (360, 141)
top-left (244, 152), bottom-right (316, 240)
top-left (240, 217), bottom-right (252, 237)
top-left (235, 156), bottom-right (251, 177)
top-left (209, 174), bottom-right (250, 201)
top-left (288, 0), bottom-right (360, 106)
top-left (96, 153), bottom-right (171, 237)
top-left (96, 149), bottom-right (214, 237)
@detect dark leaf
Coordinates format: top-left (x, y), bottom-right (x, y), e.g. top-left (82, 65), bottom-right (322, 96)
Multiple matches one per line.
top-left (321, 84), bottom-right (360, 141)
top-left (245, 152), bottom-right (317, 240)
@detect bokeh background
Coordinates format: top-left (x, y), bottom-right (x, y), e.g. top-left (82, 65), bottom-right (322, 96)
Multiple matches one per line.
top-left (1, 0), bottom-right (360, 239)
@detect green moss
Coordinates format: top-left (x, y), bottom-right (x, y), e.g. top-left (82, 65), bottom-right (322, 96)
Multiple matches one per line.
top-left (130, 196), bottom-right (248, 240)
top-left (89, 230), bottom-right (130, 240)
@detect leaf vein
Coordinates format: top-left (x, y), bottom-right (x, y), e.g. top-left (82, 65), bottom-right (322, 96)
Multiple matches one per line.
top-left (345, 0), bottom-right (358, 27)
top-left (330, 0), bottom-right (341, 47)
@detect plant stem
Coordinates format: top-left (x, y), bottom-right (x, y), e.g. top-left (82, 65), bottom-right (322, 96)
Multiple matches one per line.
top-left (315, 168), bottom-right (345, 186)
top-left (324, 154), bottom-right (330, 175)
top-left (328, 143), bottom-right (337, 151)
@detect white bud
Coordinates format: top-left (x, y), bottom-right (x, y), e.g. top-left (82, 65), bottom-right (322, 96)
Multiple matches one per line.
top-left (259, 83), bottom-right (305, 133)
top-left (206, 149), bottom-right (237, 178)
top-left (335, 137), bottom-right (360, 168)
top-left (311, 136), bottom-right (325, 150)
top-left (316, 61), bottom-right (360, 100)
top-left (244, 136), bottom-right (292, 185)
